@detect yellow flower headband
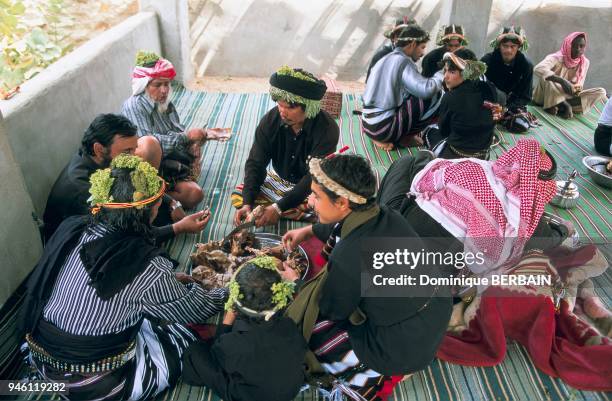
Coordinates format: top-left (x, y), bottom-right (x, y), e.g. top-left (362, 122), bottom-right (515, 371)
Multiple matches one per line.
top-left (88, 154), bottom-right (166, 215)
top-left (91, 179), bottom-right (166, 215)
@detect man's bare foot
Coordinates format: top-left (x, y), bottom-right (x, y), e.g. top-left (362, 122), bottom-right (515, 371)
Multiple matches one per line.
top-left (544, 106), bottom-right (558, 115)
top-left (582, 296), bottom-right (612, 320)
top-left (399, 135), bottom-right (424, 148)
top-left (371, 138), bottom-right (395, 151)
top-left (558, 101), bottom-right (573, 119)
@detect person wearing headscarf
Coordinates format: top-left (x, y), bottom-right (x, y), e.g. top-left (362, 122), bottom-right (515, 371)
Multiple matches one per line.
top-left (533, 32), bottom-right (606, 119)
top-left (362, 23), bottom-right (444, 150)
top-left (232, 66), bottom-right (339, 227)
top-left (422, 48), bottom-right (501, 160)
top-left (121, 51), bottom-right (212, 210)
top-left (21, 154), bottom-right (227, 400)
top-left (377, 139), bottom-right (567, 278)
top-left (481, 26), bottom-right (538, 133)
top-left (365, 16), bottom-right (417, 82)
top-left (182, 256), bottom-right (307, 401)
top-left (421, 24), bottom-right (469, 78)
top-left (281, 154), bottom-right (452, 401)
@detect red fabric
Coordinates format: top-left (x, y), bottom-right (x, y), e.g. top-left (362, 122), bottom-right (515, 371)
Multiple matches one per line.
top-left (437, 245), bottom-right (612, 391)
top-left (552, 32), bottom-right (588, 84)
top-left (187, 323), bottom-right (217, 340)
top-left (132, 58), bottom-right (177, 81)
top-left (375, 376), bottom-right (404, 401)
top-left (300, 236), bottom-right (326, 280)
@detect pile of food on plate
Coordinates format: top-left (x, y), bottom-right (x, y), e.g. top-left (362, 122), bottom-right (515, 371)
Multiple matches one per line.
top-left (190, 208), bottom-right (308, 289)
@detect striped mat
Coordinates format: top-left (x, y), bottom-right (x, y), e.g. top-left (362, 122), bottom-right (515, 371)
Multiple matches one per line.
top-left (1, 87), bottom-right (610, 401)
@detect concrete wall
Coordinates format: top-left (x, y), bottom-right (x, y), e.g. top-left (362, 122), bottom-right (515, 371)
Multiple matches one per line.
top-left (0, 111), bottom-right (43, 306)
top-left (0, 12), bottom-right (162, 307)
top-left (0, 12), bottom-right (162, 218)
top-left (141, 0), bottom-right (193, 82)
top-left (190, 0), bottom-right (611, 90)
top-left (190, 0), bottom-right (444, 80)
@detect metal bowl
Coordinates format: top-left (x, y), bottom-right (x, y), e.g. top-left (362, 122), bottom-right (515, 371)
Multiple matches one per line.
top-left (253, 232), bottom-right (310, 279)
top-left (582, 156), bottom-right (612, 189)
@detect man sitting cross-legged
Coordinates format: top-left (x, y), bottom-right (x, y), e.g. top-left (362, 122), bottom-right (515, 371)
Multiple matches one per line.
top-left (23, 155), bottom-right (227, 401)
top-left (232, 66), bottom-right (339, 228)
top-left (533, 32), bottom-right (606, 119)
top-left (362, 23), bottom-right (444, 150)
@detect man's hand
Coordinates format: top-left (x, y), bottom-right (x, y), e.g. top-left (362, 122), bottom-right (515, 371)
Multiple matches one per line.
top-left (173, 210), bottom-right (211, 234)
top-left (170, 202), bottom-right (186, 222)
top-left (254, 205), bottom-right (281, 227)
top-left (278, 261), bottom-right (300, 281)
top-left (175, 272), bottom-right (196, 284)
top-left (547, 75), bottom-right (575, 96)
top-left (223, 309), bottom-right (237, 325)
top-left (234, 205), bottom-right (252, 226)
top-left (282, 225), bottom-right (314, 251)
top-left (187, 127), bottom-right (207, 145)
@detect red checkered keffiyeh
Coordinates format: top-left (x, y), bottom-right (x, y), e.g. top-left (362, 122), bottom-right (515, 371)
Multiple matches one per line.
top-left (410, 139), bottom-right (556, 275)
top-left (131, 58), bottom-right (177, 96)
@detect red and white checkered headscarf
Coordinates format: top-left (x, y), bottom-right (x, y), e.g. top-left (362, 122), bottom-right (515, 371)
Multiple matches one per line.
top-left (410, 139), bottom-right (556, 275)
top-left (131, 58), bottom-right (176, 96)
top-left (552, 32), bottom-right (588, 84)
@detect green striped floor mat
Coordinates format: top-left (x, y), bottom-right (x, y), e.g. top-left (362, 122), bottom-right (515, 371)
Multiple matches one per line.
top-left (1, 87), bottom-right (610, 401)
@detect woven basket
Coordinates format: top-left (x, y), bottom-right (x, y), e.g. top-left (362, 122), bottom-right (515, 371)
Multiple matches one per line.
top-left (320, 77), bottom-right (342, 118)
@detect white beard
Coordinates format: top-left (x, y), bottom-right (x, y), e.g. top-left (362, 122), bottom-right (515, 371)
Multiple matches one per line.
top-left (146, 86), bottom-right (173, 113)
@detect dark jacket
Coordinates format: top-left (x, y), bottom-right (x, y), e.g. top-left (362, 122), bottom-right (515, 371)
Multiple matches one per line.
top-left (481, 49), bottom-right (533, 110)
top-left (182, 316), bottom-right (307, 401)
top-left (312, 207), bottom-right (452, 375)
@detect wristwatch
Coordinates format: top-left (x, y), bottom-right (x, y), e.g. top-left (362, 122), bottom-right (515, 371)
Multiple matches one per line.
top-left (171, 200), bottom-right (183, 211)
top-left (271, 203), bottom-right (282, 216)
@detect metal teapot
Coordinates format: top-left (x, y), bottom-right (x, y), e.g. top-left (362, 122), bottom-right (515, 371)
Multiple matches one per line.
top-left (550, 170), bottom-right (579, 209)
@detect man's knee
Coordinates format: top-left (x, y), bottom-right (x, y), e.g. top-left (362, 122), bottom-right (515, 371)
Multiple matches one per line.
top-left (175, 182), bottom-right (204, 209)
top-left (136, 136), bottom-right (162, 167)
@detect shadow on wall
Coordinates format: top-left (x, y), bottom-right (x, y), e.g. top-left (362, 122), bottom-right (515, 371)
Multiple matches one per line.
top-left (190, 0), bottom-right (442, 80)
top-left (487, 4), bottom-right (612, 90)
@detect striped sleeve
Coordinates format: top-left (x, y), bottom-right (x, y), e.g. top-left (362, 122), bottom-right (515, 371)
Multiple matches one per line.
top-left (121, 97), bottom-right (186, 156)
top-left (140, 257), bottom-right (227, 323)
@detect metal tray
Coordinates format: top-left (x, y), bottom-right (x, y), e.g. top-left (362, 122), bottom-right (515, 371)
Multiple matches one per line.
top-left (252, 232), bottom-right (310, 279)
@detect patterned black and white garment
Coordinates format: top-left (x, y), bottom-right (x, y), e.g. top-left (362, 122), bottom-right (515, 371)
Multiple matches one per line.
top-left (23, 224), bottom-right (226, 400)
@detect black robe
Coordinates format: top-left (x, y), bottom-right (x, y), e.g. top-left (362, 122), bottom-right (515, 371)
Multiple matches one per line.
top-left (182, 316), bottom-right (307, 401)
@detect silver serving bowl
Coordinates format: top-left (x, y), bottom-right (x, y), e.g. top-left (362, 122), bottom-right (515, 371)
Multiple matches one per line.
top-left (582, 156), bottom-right (612, 189)
top-left (254, 232), bottom-right (310, 279)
